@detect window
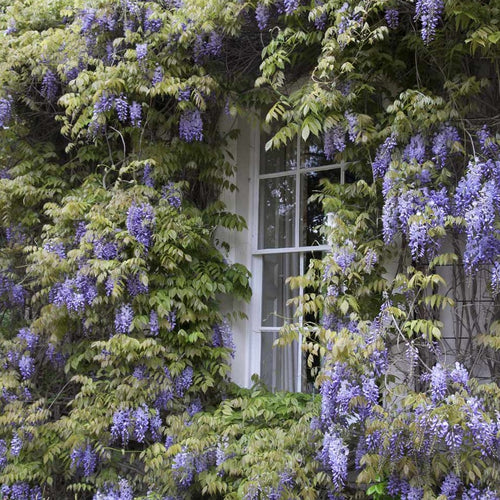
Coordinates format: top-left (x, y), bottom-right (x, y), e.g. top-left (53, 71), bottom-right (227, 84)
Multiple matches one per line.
top-left (251, 130), bottom-right (346, 392)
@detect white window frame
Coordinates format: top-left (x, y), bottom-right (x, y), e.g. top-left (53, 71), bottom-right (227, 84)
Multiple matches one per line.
top-left (247, 125), bottom-right (346, 391)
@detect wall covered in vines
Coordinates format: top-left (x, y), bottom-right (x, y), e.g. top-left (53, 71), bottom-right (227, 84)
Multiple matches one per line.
top-left (0, 0), bottom-right (500, 498)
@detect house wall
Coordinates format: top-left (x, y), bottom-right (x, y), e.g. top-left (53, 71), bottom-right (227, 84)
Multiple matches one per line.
top-left (217, 115), bottom-right (257, 387)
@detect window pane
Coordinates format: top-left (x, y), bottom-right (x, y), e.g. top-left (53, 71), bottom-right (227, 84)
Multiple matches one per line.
top-left (260, 133), bottom-right (297, 174)
top-left (301, 137), bottom-right (332, 169)
top-left (300, 169), bottom-right (341, 246)
top-left (260, 331), bottom-right (298, 392)
top-left (259, 176), bottom-right (296, 249)
top-left (261, 253), bottom-right (299, 327)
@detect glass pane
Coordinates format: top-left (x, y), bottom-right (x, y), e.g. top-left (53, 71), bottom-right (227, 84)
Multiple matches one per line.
top-left (260, 132), bottom-right (297, 174)
top-left (259, 176), bottom-right (296, 249)
top-left (300, 169), bottom-right (341, 246)
top-left (301, 136), bottom-right (333, 169)
top-left (261, 253), bottom-right (299, 327)
top-left (261, 331), bottom-right (298, 392)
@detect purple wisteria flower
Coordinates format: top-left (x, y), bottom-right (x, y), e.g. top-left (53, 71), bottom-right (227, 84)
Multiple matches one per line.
top-left (193, 31), bottom-right (222, 62)
top-left (144, 8), bottom-right (163, 33)
top-left (44, 241), bottom-right (66, 259)
top-left (0, 97), bottom-right (12, 128)
top-left (212, 319), bottom-right (235, 355)
top-left (93, 238), bottom-right (118, 260)
top-left (372, 134), bottom-right (397, 178)
top-left (320, 432), bottom-right (348, 490)
top-left (175, 366), bottom-right (193, 397)
top-left (179, 109), bottom-right (203, 142)
top-left (115, 94), bottom-right (129, 122)
top-left (403, 134), bottom-right (426, 164)
top-left (50, 274), bottom-right (98, 313)
top-left (187, 398), bottom-right (202, 417)
top-left (172, 450), bottom-right (195, 487)
top-left (111, 408), bottom-right (131, 445)
top-left (41, 70), bottom-right (58, 101)
top-left (492, 261), bottom-right (500, 296)
top-left (255, 3), bottom-right (269, 30)
top-left (177, 87), bottom-right (191, 102)
top-left (478, 125), bottom-right (499, 157)
top-left (17, 328), bottom-right (38, 352)
top-left (115, 303), bottom-right (133, 334)
top-left (71, 444), bottom-right (98, 477)
top-left (151, 65), bottom-right (163, 86)
top-left (440, 473), bottom-right (461, 500)
top-left (415, 0), bottom-right (444, 44)
top-left (162, 182), bottom-right (182, 208)
top-left (94, 93), bottom-right (115, 114)
top-left (18, 354), bottom-right (35, 379)
top-left (126, 273), bottom-right (148, 297)
top-left (450, 362), bottom-right (469, 387)
top-left (10, 433), bottom-right (22, 456)
top-left (385, 8), bottom-right (399, 29)
top-left (74, 221), bottom-right (87, 244)
top-left (430, 363), bottom-right (447, 403)
top-left (126, 202), bottom-right (155, 248)
top-left (129, 101), bottom-right (142, 127)
top-left (284, 0), bottom-right (299, 15)
top-left (432, 124), bottom-right (460, 167)
top-left (149, 310), bottom-right (159, 336)
top-left (136, 43), bottom-right (148, 61)
top-left (133, 405), bottom-right (149, 442)
top-left (344, 111), bottom-right (357, 142)
top-left (324, 126), bottom-right (346, 159)
top-left (80, 8), bottom-right (96, 33)
top-left (0, 274), bottom-right (25, 307)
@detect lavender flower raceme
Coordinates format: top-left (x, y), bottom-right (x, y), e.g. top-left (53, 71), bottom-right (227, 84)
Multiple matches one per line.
top-left (111, 408), bottom-right (131, 445)
top-left (430, 363), bottom-right (447, 403)
top-left (415, 0), bottom-right (444, 44)
top-left (129, 101), bottom-right (142, 127)
top-left (212, 319), bottom-right (235, 355)
top-left (440, 473), bottom-right (461, 500)
top-left (403, 134), bottom-right (426, 164)
top-left (133, 405), bottom-right (149, 442)
top-left (162, 182), bottom-right (182, 208)
top-left (255, 3), bottom-right (269, 30)
top-left (41, 70), bottom-right (58, 101)
top-left (94, 93), bottom-right (115, 114)
top-left (149, 311), bottom-right (159, 336)
top-left (179, 109), bottom-right (203, 142)
top-left (175, 366), bottom-right (193, 397)
top-left (126, 273), bottom-right (148, 297)
top-left (144, 8), bottom-right (163, 32)
top-left (324, 126), bottom-right (346, 159)
top-left (284, 0), bottom-right (299, 15)
top-left (115, 304), bottom-right (133, 334)
top-left (19, 355), bottom-right (35, 379)
top-left (71, 444), bottom-right (98, 477)
top-left (320, 432), bottom-right (348, 490)
top-left (93, 238), bottom-right (118, 260)
top-left (136, 43), bottom-right (148, 61)
top-left (385, 8), bottom-right (399, 28)
top-left (115, 94), bottom-right (129, 122)
top-left (372, 134), bottom-right (397, 178)
top-left (151, 65), bottom-right (163, 86)
top-left (126, 202), bottom-right (155, 248)
top-left (0, 97), bottom-right (12, 128)
top-left (432, 124), bottom-right (460, 168)
top-left (10, 433), bottom-right (22, 456)
top-left (17, 328), bottom-right (38, 353)
top-left (478, 125), bottom-right (499, 157)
